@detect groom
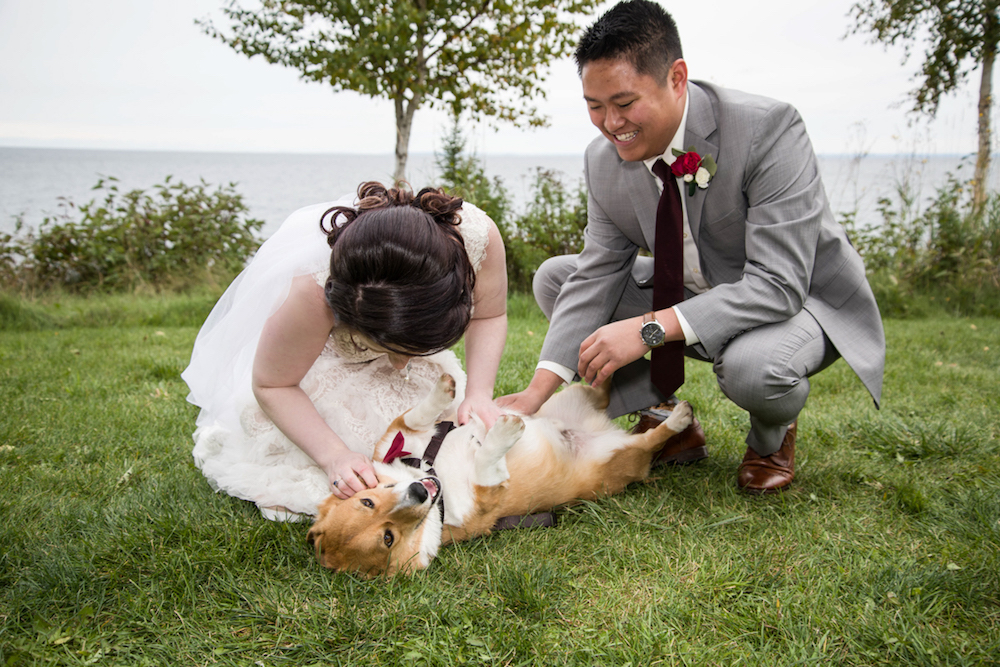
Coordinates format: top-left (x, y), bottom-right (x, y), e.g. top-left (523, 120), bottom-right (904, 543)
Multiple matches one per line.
top-left (497, 0), bottom-right (885, 493)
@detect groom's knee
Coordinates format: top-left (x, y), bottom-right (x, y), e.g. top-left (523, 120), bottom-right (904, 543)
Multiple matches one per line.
top-left (716, 312), bottom-right (837, 421)
top-left (532, 254), bottom-right (579, 320)
top-left (716, 355), bottom-right (808, 424)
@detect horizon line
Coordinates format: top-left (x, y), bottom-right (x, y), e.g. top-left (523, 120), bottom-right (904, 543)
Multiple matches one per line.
top-left (0, 143), bottom-right (985, 160)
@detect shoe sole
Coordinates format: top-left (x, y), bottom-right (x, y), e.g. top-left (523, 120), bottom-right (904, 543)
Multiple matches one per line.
top-left (737, 482), bottom-right (792, 495)
top-left (652, 445), bottom-right (708, 468)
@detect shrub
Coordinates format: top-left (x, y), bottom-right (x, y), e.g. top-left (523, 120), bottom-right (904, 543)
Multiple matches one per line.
top-left (435, 120), bottom-right (511, 233)
top-left (0, 176), bottom-right (264, 294)
top-left (845, 173), bottom-right (1000, 317)
top-left (436, 120), bottom-right (587, 293)
top-left (499, 168), bottom-right (588, 293)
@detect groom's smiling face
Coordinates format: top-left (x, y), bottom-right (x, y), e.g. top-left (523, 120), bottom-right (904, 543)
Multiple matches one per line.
top-left (582, 57), bottom-right (687, 162)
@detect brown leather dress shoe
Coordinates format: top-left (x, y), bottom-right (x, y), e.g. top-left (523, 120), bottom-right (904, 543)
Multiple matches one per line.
top-left (630, 403), bottom-right (708, 467)
top-left (737, 421), bottom-right (796, 494)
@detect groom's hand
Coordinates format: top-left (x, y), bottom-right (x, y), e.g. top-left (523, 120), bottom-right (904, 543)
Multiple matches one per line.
top-left (495, 369), bottom-right (563, 416)
top-left (578, 317), bottom-right (649, 387)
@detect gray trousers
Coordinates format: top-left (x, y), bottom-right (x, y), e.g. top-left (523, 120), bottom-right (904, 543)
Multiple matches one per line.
top-left (533, 255), bottom-right (840, 455)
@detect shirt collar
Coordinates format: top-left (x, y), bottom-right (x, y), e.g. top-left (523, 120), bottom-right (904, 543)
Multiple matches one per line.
top-left (644, 92), bottom-right (691, 178)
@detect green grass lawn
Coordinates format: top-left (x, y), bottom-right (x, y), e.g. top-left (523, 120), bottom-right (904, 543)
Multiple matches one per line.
top-left (1, 292), bottom-right (998, 665)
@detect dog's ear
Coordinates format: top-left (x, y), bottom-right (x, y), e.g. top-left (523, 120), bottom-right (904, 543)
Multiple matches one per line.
top-left (306, 527), bottom-right (323, 557)
top-left (307, 525), bottom-right (351, 573)
top-left (315, 493), bottom-right (342, 517)
top-left (307, 495), bottom-right (345, 568)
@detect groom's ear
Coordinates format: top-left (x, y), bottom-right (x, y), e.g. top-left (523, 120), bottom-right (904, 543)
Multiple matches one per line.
top-left (668, 58), bottom-right (688, 96)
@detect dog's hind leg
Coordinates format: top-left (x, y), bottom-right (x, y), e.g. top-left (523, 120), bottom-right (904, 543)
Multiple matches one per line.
top-left (591, 376), bottom-right (613, 411)
top-left (473, 415), bottom-right (524, 486)
top-left (590, 402), bottom-right (695, 497)
top-left (537, 376), bottom-right (613, 418)
top-left (640, 400), bottom-right (693, 450)
top-left (403, 374), bottom-right (457, 431)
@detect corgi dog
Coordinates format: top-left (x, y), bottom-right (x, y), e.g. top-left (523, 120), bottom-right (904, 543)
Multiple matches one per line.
top-left (307, 374), bottom-right (692, 576)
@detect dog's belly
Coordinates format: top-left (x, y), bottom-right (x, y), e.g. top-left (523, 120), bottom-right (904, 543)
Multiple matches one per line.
top-left (512, 419), bottom-right (630, 465)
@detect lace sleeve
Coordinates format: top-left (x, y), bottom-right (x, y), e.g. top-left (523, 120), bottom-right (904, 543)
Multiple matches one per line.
top-left (457, 202), bottom-right (491, 274)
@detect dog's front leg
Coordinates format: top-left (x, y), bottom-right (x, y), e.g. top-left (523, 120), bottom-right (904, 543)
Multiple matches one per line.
top-left (403, 374), bottom-right (457, 431)
top-left (473, 415), bottom-right (524, 486)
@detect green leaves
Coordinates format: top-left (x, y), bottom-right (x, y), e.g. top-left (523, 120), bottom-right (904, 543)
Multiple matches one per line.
top-left (847, 1), bottom-right (1000, 210)
top-left (0, 176), bottom-right (264, 293)
top-left (844, 168), bottom-right (1000, 316)
top-left (435, 119), bottom-right (585, 293)
top-left (203, 0), bottom-right (601, 177)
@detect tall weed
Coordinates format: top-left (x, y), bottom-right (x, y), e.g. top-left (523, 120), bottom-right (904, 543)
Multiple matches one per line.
top-left (845, 170), bottom-right (1000, 316)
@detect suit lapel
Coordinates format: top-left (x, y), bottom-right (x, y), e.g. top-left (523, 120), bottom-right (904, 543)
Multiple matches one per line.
top-left (683, 83), bottom-right (718, 243)
top-left (625, 160), bottom-right (659, 249)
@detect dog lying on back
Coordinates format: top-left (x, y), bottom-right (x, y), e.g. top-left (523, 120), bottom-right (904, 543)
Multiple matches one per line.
top-left (307, 374), bottom-right (692, 576)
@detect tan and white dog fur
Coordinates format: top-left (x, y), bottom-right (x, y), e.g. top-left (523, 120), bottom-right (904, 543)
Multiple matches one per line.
top-left (307, 374), bottom-right (692, 577)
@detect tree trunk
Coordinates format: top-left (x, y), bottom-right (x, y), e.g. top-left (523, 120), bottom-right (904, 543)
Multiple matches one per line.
top-left (393, 92), bottom-right (422, 184)
top-left (974, 43), bottom-right (995, 216)
top-left (393, 5), bottom-right (429, 185)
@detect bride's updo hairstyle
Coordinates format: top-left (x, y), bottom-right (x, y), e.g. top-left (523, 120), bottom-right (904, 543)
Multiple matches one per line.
top-left (319, 181), bottom-right (476, 356)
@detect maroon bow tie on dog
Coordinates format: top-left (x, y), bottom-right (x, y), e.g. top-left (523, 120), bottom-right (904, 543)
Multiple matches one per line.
top-left (382, 432), bottom-right (412, 464)
top-left (382, 422), bottom-right (455, 468)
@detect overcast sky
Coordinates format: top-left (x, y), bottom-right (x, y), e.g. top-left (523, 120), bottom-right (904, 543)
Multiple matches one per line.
top-left (0, 0), bottom-right (990, 157)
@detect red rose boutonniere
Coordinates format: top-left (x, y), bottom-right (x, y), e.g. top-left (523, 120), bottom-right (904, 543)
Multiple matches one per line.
top-left (670, 147), bottom-right (718, 196)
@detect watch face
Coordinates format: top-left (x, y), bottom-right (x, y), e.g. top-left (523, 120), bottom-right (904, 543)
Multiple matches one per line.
top-left (641, 321), bottom-right (665, 347)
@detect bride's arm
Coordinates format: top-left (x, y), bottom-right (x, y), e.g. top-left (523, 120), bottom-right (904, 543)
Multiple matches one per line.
top-left (252, 274), bottom-right (377, 498)
top-left (458, 218), bottom-right (508, 429)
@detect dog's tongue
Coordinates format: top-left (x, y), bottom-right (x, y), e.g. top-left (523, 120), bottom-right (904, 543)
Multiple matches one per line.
top-left (421, 478), bottom-right (439, 500)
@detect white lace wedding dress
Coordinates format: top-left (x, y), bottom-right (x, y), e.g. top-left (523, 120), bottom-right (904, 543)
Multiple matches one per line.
top-left (181, 195), bottom-right (491, 518)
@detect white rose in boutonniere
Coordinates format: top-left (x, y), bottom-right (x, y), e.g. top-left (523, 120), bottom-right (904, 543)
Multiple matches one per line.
top-left (695, 166), bottom-right (711, 189)
top-left (671, 147), bottom-right (718, 196)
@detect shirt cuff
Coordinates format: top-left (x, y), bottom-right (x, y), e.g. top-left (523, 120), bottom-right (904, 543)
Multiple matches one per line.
top-left (536, 360), bottom-right (575, 385)
top-left (672, 307), bottom-right (701, 346)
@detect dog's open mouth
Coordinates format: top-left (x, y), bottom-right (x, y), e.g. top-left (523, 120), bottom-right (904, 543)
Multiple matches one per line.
top-left (420, 476), bottom-right (441, 503)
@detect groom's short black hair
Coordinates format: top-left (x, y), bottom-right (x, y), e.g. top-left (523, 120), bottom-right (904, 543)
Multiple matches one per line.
top-left (574, 0), bottom-right (683, 83)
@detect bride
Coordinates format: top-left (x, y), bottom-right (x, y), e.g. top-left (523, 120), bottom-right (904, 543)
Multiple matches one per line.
top-left (181, 182), bottom-right (507, 521)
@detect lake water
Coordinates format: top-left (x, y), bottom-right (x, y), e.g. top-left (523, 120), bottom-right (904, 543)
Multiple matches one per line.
top-left (1, 146), bottom-right (993, 238)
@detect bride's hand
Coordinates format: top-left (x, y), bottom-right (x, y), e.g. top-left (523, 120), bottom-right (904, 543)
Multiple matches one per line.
top-left (457, 394), bottom-right (503, 430)
top-left (326, 450), bottom-right (378, 499)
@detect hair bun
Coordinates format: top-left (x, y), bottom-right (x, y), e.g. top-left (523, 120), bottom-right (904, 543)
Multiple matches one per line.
top-left (320, 181), bottom-right (463, 247)
top-left (321, 181), bottom-right (475, 356)
top-left (414, 186), bottom-right (463, 228)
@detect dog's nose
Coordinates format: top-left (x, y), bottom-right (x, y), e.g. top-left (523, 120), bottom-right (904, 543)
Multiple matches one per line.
top-left (408, 481), bottom-right (429, 504)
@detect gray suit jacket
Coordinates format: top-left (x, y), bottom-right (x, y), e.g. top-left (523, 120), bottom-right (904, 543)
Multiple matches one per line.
top-left (539, 81), bottom-right (885, 406)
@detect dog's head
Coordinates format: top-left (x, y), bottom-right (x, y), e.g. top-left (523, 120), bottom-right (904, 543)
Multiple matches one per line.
top-left (306, 461), bottom-right (443, 577)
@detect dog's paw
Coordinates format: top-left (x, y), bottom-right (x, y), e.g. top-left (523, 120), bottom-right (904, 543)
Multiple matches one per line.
top-left (437, 374), bottom-right (456, 400)
top-left (475, 415), bottom-right (522, 486)
top-left (665, 400), bottom-right (693, 433)
top-left (491, 414), bottom-right (525, 442)
top-left (480, 414), bottom-right (524, 460)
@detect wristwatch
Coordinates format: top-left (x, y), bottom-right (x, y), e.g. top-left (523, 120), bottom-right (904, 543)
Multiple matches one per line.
top-left (640, 311), bottom-right (666, 348)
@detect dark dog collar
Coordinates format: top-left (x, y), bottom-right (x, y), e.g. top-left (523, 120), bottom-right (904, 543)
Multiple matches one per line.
top-left (396, 421), bottom-right (454, 524)
top-left (399, 421), bottom-right (454, 475)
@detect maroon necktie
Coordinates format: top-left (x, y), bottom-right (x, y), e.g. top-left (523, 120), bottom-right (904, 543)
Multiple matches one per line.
top-left (650, 158), bottom-right (685, 396)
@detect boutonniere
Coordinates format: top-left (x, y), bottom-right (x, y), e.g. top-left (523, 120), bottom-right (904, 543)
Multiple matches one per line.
top-left (671, 147), bottom-right (717, 196)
